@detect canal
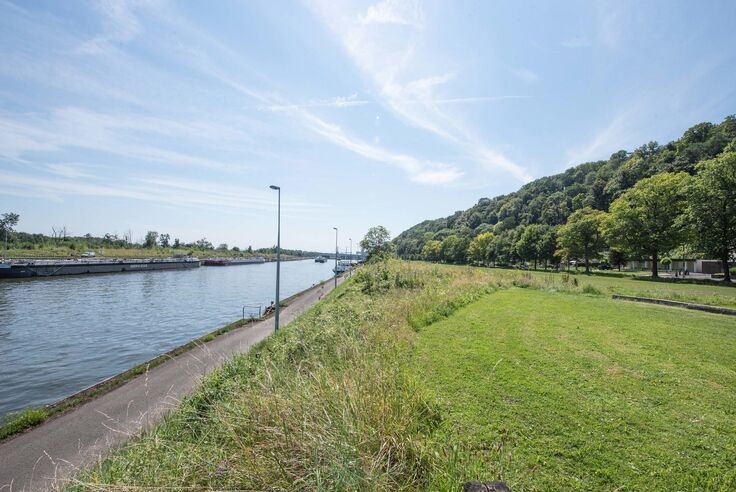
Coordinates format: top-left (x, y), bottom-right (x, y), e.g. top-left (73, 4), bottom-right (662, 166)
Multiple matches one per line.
top-left (0, 259), bottom-right (335, 419)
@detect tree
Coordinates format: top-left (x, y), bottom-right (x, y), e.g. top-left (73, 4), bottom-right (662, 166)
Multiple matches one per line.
top-left (538, 226), bottom-right (559, 268)
top-left (360, 226), bottom-right (394, 261)
top-left (604, 172), bottom-right (691, 278)
top-left (688, 152), bottom-right (736, 281)
top-left (144, 231), bottom-right (159, 248)
top-left (217, 243), bottom-right (228, 251)
top-left (159, 233), bottom-right (170, 248)
top-left (440, 235), bottom-right (466, 264)
top-left (557, 207), bottom-right (606, 273)
top-left (515, 224), bottom-right (549, 269)
top-left (421, 240), bottom-right (442, 261)
top-left (1, 212), bottom-right (20, 253)
top-left (173, 238), bottom-right (181, 248)
top-left (608, 248), bottom-right (628, 271)
top-left (467, 232), bottom-right (495, 265)
top-left (196, 238), bottom-right (214, 250)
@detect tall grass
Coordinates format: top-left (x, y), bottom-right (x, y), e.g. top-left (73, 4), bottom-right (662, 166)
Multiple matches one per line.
top-left (71, 261), bottom-right (614, 491)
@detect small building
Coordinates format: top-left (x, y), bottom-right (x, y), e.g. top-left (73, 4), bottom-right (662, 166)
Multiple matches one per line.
top-left (624, 258), bottom-right (723, 274)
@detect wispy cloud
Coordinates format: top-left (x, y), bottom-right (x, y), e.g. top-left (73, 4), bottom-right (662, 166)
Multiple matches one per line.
top-left (0, 109), bottom-right (255, 172)
top-left (141, 5), bottom-right (463, 185)
top-left (309, 0), bottom-right (533, 183)
top-left (359, 0), bottom-right (423, 26)
top-left (78, 0), bottom-right (143, 54)
top-left (46, 163), bottom-right (100, 179)
top-left (259, 94), bottom-right (371, 111)
top-left (564, 108), bottom-right (637, 168)
top-left (0, 169), bottom-right (330, 217)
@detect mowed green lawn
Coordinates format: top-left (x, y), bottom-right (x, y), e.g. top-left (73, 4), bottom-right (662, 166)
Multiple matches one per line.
top-left (415, 289), bottom-right (736, 491)
top-left (496, 267), bottom-right (736, 309)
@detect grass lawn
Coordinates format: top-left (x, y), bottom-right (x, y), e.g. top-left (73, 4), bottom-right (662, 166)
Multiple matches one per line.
top-left (475, 266), bottom-right (736, 309)
top-left (415, 288), bottom-right (736, 491)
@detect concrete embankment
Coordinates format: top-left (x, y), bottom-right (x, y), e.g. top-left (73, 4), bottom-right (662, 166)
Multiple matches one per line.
top-left (0, 275), bottom-right (344, 492)
top-left (612, 294), bottom-right (736, 315)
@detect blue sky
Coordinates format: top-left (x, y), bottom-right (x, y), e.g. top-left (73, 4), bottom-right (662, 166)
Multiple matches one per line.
top-left (1, 0), bottom-right (734, 252)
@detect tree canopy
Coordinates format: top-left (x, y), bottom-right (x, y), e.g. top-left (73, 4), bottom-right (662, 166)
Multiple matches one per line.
top-left (604, 173), bottom-right (692, 277)
top-left (360, 226), bottom-right (394, 261)
top-left (688, 152), bottom-right (736, 281)
top-left (557, 208), bottom-right (606, 272)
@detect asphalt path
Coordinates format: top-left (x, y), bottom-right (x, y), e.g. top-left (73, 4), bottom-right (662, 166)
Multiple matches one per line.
top-left (0, 275), bottom-right (344, 491)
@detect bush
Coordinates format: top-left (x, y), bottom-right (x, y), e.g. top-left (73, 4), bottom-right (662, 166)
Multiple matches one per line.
top-left (582, 283), bottom-right (602, 295)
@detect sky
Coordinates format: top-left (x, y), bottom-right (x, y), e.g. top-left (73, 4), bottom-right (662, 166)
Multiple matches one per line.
top-left (1, 0), bottom-right (735, 252)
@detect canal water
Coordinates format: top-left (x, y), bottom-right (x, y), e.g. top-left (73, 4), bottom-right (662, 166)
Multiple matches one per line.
top-left (0, 259), bottom-right (335, 419)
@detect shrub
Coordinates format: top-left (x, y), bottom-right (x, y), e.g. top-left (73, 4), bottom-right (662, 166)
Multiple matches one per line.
top-left (581, 283), bottom-right (602, 295)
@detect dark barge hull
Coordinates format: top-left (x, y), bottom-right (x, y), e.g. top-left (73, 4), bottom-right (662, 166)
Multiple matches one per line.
top-left (0, 259), bottom-right (200, 279)
top-left (202, 258), bottom-right (266, 266)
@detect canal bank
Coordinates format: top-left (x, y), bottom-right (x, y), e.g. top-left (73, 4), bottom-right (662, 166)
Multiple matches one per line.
top-left (0, 273), bottom-right (347, 491)
top-left (0, 259), bottom-right (335, 419)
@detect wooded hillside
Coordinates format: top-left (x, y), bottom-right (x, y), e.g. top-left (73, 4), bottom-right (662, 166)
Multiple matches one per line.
top-left (394, 116), bottom-right (736, 278)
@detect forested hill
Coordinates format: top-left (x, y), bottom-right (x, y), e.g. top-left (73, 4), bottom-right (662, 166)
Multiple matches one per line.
top-left (394, 116), bottom-right (736, 263)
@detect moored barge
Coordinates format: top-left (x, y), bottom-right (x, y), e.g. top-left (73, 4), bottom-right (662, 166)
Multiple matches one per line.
top-left (202, 256), bottom-right (266, 266)
top-left (0, 257), bottom-right (200, 279)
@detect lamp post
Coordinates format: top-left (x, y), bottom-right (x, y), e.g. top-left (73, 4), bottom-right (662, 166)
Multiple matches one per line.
top-left (269, 185), bottom-right (281, 331)
top-left (333, 227), bottom-right (338, 289)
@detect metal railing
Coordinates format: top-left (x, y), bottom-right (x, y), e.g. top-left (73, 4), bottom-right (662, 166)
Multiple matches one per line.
top-left (242, 304), bottom-right (262, 320)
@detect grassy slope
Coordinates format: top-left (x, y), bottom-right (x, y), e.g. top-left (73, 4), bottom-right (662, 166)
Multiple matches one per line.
top-left (70, 262), bottom-right (735, 491)
top-left (415, 288), bottom-right (736, 491)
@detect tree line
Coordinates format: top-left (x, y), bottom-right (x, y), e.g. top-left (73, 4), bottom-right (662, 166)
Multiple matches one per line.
top-left (0, 221), bottom-right (322, 259)
top-left (394, 117), bottom-right (736, 282)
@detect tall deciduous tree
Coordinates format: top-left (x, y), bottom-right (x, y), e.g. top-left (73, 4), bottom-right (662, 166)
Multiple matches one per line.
top-left (360, 225), bottom-right (394, 261)
top-left (440, 235), bottom-right (467, 264)
top-left (604, 172), bottom-right (691, 278)
top-left (144, 231), bottom-right (159, 248)
top-left (515, 224), bottom-right (548, 269)
top-left (688, 152), bottom-right (736, 281)
top-left (557, 207), bottom-right (606, 273)
top-left (421, 240), bottom-right (442, 261)
top-left (1, 212), bottom-right (20, 253)
top-left (538, 226), bottom-right (559, 268)
top-left (467, 232), bottom-right (495, 266)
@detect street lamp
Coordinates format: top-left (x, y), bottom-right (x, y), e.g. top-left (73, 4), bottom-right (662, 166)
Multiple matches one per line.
top-left (270, 185), bottom-right (281, 331)
top-left (333, 227), bottom-right (338, 288)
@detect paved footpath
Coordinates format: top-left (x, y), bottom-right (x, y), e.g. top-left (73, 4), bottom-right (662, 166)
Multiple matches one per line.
top-left (0, 276), bottom-right (344, 491)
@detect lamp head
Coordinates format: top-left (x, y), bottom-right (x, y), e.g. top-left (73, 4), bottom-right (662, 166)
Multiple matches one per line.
top-left (269, 185), bottom-right (280, 190)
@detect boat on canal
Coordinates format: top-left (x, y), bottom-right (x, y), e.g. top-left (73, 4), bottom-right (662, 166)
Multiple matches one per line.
top-left (201, 256), bottom-right (266, 266)
top-left (0, 257), bottom-right (201, 279)
top-left (314, 256), bottom-right (327, 263)
top-left (333, 260), bottom-right (351, 273)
